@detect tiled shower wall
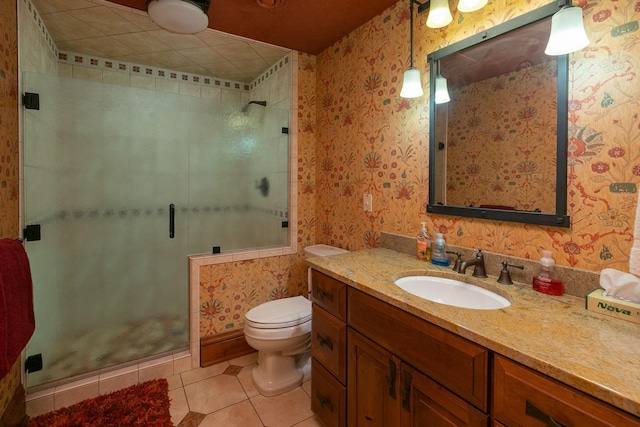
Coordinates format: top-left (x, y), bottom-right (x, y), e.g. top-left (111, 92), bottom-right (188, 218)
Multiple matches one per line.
top-left (17, 0), bottom-right (297, 412)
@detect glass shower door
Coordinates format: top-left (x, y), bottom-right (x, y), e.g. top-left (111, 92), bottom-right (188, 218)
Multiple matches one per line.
top-left (22, 73), bottom-right (190, 387)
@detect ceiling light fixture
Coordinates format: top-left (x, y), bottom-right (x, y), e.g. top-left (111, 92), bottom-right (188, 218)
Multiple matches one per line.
top-left (400, 0), bottom-right (424, 98)
top-left (544, 6), bottom-right (589, 55)
top-left (147, 0), bottom-right (211, 34)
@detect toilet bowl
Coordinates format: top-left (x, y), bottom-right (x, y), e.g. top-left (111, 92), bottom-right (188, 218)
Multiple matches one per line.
top-left (244, 244), bottom-right (348, 397)
top-left (244, 295), bottom-right (312, 397)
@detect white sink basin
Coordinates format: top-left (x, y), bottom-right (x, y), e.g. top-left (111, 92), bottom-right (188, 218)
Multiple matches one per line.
top-left (394, 276), bottom-right (511, 310)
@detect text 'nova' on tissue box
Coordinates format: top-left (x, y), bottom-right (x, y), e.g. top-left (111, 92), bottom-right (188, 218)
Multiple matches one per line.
top-left (585, 289), bottom-right (640, 324)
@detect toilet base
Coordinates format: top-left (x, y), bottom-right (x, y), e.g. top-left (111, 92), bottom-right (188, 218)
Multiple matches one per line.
top-left (252, 351), bottom-right (310, 397)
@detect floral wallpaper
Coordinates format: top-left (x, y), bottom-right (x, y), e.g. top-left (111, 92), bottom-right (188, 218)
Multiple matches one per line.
top-left (198, 54), bottom-right (318, 336)
top-left (0, 0), bottom-right (20, 416)
top-left (446, 61), bottom-right (558, 212)
top-left (198, 0), bottom-right (640, 340)
top-left (316, 0), bottom-right (640, 271)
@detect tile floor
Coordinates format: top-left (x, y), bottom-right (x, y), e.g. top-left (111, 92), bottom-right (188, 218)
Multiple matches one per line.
top-left (169, 352), bottom-right (322, 427)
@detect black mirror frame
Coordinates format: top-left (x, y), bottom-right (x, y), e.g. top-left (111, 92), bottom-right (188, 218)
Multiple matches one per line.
top-left (427, 0), bottom-right (571, 228)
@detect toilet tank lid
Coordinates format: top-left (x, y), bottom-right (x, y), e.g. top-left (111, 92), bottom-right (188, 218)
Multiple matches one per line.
top-left (245, 296), bottom-right (311, 326)
top-left (304, 244), bottom-right (349, 257)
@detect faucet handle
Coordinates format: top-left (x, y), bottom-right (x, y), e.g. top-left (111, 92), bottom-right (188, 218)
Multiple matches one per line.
top-left (497, 261), bottom-right (524, 285)
top-left (447, 251), bottom-right (462, 273)
top-left (475, 248), bottom-right (484, 259)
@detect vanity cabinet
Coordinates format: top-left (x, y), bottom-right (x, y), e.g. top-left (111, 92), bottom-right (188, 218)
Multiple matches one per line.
top-left (349, 328), bottom-right (488, 427)
top-left (493, 354), bottom-right (640, 427)
top-left (309, 269), bottom-right (640, 427)
top-left (310, 270), bottom-right (348, 427)
top-left (347, 287), bottom-right (489, 427)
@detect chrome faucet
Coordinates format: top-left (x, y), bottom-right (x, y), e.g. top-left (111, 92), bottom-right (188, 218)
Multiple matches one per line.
top-left (457, 249), bottom-right (487, 278)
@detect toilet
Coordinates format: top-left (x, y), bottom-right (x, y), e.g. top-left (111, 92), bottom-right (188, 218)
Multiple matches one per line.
top-left (244, 244), bottom-right (348, 397)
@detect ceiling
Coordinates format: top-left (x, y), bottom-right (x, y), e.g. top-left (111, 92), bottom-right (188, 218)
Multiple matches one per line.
top-left (31, 0), bottom-right (398, 84)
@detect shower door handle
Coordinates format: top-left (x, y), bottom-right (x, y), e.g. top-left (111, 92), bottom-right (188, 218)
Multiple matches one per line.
top-left (169, 204), bottom-right (175, 238)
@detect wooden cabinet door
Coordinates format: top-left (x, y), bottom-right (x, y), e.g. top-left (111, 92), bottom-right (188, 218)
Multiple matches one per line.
top-left (348, 328), bottom-right (401, 427)
top-left (400, 363), bottom-right (489, 427)
top-left (493, 355), bottom-right (640, 427)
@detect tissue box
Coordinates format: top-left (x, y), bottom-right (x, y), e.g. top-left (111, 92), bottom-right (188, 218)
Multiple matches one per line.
top-left (585, 289), bottom-right (640, 324)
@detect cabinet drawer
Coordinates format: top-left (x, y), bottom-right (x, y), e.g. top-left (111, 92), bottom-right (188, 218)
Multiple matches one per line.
top-left (312, 304), bottom-right (347, 383)
top-left (311, 270), bottom-right (347, 321)
top-left (311, 358), bottom-right (346, 427)
top-left (493, 355), bottom-right (640, 427)
top-left (348, 287), bottom-right (488, 411)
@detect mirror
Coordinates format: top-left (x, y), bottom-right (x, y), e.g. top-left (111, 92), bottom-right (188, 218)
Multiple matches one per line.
top-left (427, 2), bottom-right (570, 228)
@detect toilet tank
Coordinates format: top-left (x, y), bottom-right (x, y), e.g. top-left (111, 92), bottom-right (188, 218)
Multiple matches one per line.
top-left (304, 245), bottom-right (348, 297)
top-left (304, 244), bottom-right (349, 258)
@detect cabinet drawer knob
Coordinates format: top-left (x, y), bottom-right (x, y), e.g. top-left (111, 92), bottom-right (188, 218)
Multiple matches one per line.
top-left (316, 392), bottom-right (334, 412)
top-left (316, 333), bottom-right (334, 350)
top-left (316, 286), bottom-right (334, 302)
top-left (526, 400), bottom-right (567, 427)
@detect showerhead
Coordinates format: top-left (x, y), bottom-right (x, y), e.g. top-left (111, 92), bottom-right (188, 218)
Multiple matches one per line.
top-left (241, 100), bottom-right (267, 113)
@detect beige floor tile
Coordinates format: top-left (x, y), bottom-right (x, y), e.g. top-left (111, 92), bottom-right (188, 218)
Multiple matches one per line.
top-left (228, 351), bottom-right (258, 367)
top-left (237, 364), bottom-right (259, 398)
top-left (184, 375), bottom-right (247, 414)
top-left (199, 400), bottom-right (263, 427)
top-left (168, 387), bottom-right (189, 426)
top-left (166, 373), bottom-right (184, 391)
top-left (293, 416), bottom-right (324, 427)
top-left (301, 380), bottom-right (311, 397)
top-left (181, 361), bottom-right (229, 386)
top-left (98, 370), bottom-right (138, 395)
top-left (250, 387), bottom-right (313, 427)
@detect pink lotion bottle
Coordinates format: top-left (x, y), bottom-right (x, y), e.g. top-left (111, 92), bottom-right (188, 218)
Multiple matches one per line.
top-left (532, 250), bottom-right (563, 296)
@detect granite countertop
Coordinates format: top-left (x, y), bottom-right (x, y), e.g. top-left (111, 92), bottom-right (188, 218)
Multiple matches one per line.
top-left (306, 248), bottom-right (640, 417)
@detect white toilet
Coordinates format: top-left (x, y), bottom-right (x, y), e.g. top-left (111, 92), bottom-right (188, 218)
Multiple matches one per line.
top-left (244, 244), bottom-right (348, 397)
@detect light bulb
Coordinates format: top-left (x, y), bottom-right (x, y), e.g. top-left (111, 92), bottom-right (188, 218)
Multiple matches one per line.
top-left (457, 0), bottom-right (487, 13)
top-left (400, 68), bottom-right (424, 98)
top-left (426, 0), bottom-right (453, 28)
top-left (545, 7), bottom-right (589, 55)
top-left (434, 76), bottom-right (450, 104)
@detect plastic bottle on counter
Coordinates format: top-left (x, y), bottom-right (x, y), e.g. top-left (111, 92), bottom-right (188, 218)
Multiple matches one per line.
top-left (430, 233), bottom-right (450, 267)
top-left (416, 222), bottom-right (431, 261)
top-left (532, 250), bottom-right (563, 296)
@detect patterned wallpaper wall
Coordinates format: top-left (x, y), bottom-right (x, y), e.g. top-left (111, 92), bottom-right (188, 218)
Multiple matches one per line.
top-left (0, 0), bottom-right (20, 416)
top-left (316, 0), bottom-right (640, 271)
top-left (446, 61), bottom-right (557, 212)
top-left (197, 0), bottom-right (639, 340)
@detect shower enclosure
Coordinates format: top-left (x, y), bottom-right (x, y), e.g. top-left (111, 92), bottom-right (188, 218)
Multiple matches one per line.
top-left (22, 72), bottom-right (289, 388)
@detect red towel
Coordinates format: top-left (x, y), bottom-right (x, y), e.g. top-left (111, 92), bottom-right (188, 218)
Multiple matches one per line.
top-left (0, 239), bottom-right (35, 377)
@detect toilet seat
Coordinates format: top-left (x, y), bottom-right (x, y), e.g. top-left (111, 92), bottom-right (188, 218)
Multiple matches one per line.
top-left (245, 296), bottom-right (311, 329)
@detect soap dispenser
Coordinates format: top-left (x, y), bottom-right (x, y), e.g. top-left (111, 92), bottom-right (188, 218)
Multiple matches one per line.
top-left (532, 250), bottom-right (563, 296)
top-left (430, 233), bottom-right (450, 267)
top-left (416, 222), bottom-right (431, 261)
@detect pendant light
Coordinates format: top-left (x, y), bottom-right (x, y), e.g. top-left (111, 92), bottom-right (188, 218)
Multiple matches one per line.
top-left (545, 6), bottom-right (589, 55)
top-left (434, 62), bottom-right (450, 104)
top-left (400, 0), bottom-right (424, 99)
top-left (426, 0), bottom-right (453, 28)
top-left (457, 0), bottom-right (487, 13)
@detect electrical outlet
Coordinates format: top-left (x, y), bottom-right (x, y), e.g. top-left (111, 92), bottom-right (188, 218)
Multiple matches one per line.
top-left (363, 194), bottom-right (373, 212)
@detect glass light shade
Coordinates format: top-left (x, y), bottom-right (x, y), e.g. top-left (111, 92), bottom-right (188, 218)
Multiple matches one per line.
top-left (400, 68), bottom-right (424, 98)
top-left (434, 76), bottom-right (451, 104)
top-left (457, 0), bottom-right (487, 13)
top-left (148, 0), bottom-right (209, 34)
top-left (426, 0), bottom-right (453, 28)
top-left (545, 7), bottom-right (589, 55)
